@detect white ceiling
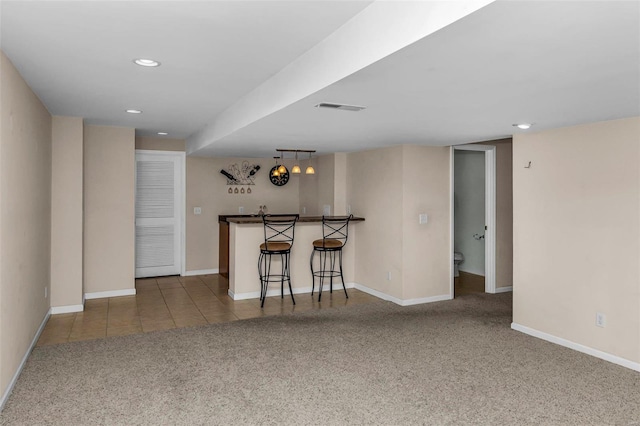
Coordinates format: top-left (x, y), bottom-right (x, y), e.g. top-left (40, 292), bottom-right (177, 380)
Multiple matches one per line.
top-left (0, 1), bottom-right (371, 138)
top-left (2, 1), bottom-right (639, 158)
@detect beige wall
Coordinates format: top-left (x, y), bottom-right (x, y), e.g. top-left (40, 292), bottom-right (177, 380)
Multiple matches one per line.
top-left (333, 152), bottom-right (348, 215)
top-left (51, 116), bottom-right (83, 307)
top-left (298, 159), bottom-right (319, 215)
top-left (346, 145), bottom-right (451, 302)
top-left (347, 146), bottom-right (404, 299)
top-left (513, 117), bottom-right (640, 363)
top-left (135, 136), bottom-right (185, 152)
top-left (298, 154), bottom-right (333, 216)
top-left (83, 125), bottom-right (135, 293)
top-left (186, 156), bottom-right (300, 271)
top-left (298, 153), bottom-right (349, 216)
top-left (0, 51), bottom-right (52, 399)
top-left (402, 145), bottom-right (451, 300)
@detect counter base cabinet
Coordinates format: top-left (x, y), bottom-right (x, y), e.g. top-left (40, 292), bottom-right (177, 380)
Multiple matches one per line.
top-left (218, 215), bottom-right (363, 299)
top-left (219, 221), bottom-right (229, 278)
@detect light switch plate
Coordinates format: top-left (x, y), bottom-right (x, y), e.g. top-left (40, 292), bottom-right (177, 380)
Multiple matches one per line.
top-left (419, 213), bottom-right (428, 224)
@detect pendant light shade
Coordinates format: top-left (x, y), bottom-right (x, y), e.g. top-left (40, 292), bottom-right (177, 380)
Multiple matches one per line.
top-left (305, 151), bottom-right (315, 174)
top-left (277, 152), bottom-right (287, 174)
top-left (291, 152), bottom-right (301, 174)
top-left (272, 157), bottom-right (280, 177)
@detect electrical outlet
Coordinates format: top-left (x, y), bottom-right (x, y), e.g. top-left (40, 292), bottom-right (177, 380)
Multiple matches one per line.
top-left (387, 271), bottom-right (391, 281)
top-left (323, 204), bottom-right (331, 215)
top-left (239, 206), bottom-right (244, 214)
top-left (419, 213), bottom-right (428, 225)
top-left (347, 205), bottom-right (352, 215)
top-left (194, 207), bottom-right (202, 215)
top-left (596, 312), bottom-right (606, 328)
top-left (44, 287), bottom-right (48, 298)
top-left (302, 206), bottom-right (306, 214)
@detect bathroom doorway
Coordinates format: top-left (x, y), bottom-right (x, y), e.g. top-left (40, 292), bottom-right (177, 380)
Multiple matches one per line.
top-left (450, 145), bottom-right (496, 298)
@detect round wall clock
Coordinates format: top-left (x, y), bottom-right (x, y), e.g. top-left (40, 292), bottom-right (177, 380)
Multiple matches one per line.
top-left (269, 165), bottom-right (289, 186)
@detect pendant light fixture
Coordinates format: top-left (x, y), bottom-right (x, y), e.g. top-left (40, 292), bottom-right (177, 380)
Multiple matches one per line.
top-left (291, 152), bottom-right (301, 174)
top-left (272, 157), bottom-right (280, 177)
top-left (277, 152), bottom-right (287, 175)
top-left (274, 149), bottom-right (316, 175)
top-left (305, 151), bottom-right (315, 175)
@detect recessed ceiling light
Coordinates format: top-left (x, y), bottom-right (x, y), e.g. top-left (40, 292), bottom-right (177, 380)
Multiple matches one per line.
top-left (126, 109), bottom-right (142, 114)
top-left (134, 58), bottom-right (160, 67)
top-left (513, 123), bottom-right (532, 130)
top-left (157, 132), bottom-right (168, 136)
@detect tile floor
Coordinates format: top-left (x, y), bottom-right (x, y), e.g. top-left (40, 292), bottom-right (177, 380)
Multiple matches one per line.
top-left (454, 271), bottom-right (486, 297)
top-left (37, 274), bottom-right (381, 346)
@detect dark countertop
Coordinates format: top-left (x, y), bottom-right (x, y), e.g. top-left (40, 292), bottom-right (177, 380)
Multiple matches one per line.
top-left (220, 214), bottom-right (364, 224)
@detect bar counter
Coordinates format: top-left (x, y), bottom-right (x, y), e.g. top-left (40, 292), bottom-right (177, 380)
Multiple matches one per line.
top-left (223, 215), bottom-right (364, 224)
top-left (220, 214), bottom-right (364, 301)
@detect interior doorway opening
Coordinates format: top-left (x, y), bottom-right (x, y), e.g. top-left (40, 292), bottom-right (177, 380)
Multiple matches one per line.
top-left (450, 144), bottom-right (496, 298)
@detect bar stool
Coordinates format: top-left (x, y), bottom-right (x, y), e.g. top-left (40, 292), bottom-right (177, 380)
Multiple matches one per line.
top-left (258, 214), bottom-right (299, 308)
top-left (309, 215), bottom-right (353, 301)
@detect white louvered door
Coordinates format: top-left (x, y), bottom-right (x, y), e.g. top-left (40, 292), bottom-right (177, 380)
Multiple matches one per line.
top-left (135, 151), bottom-right (184, 278)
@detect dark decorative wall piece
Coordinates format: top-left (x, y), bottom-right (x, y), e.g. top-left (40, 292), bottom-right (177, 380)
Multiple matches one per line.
top-left (220, 161), bottom-right (260, 185)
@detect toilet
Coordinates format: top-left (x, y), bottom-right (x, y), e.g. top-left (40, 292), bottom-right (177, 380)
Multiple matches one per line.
top-left (453, 252), bottom-right (464, 277)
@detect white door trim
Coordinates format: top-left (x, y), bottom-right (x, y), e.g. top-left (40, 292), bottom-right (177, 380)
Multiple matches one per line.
top-left (134, 149), bottom-right (186, 278)
top-left (450, 144), bottom-right (497, 295)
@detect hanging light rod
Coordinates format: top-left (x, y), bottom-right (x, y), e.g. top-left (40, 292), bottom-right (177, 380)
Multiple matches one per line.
top-left (276, 149), bottom-right (316, 154)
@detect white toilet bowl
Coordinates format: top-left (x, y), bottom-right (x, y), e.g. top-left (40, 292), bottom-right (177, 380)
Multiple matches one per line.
top-left (453, 252), bottom-right (464, 277)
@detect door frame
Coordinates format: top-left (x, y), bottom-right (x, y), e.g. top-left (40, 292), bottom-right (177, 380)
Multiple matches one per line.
top-left (135, 149), bottom-right (186, 277)
top-left (450, 144), bottom-right (496, 296)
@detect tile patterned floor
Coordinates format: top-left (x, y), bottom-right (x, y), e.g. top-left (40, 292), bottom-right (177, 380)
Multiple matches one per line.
top-left (37, 274), bottom-right (381, 346)
top-left (454, 272), bottom-right (486, 297)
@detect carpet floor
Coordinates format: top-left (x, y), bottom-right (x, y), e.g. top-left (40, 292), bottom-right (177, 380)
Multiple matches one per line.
top-left (1, 293), bottom-right (639, 425)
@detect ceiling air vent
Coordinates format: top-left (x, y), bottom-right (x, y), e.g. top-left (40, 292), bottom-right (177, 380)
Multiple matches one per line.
top-left (315, 102), bottom-right (366, 112)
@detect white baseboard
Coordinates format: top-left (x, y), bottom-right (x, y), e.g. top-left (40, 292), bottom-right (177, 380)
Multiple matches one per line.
top-left (400, 294), bottom-right (452, 306)
top-left (50, 303), bottom-right (84, 314)
top-left (494, 286), bottom-right (513, 293)
top-left (230, 282), bottom-right (452, 307)
top-left (184, 269), bottom-right (219, 276)
top-left (354, 283), bottom-right (451, 306)
top-left (229, 282), bottom-right (355, 301)
top-left (511, 322), bottom-right (640, 372)
top-left (84, 288), bottom-right (136, 300)
top-left (1, 308), bottom-right (51, 411)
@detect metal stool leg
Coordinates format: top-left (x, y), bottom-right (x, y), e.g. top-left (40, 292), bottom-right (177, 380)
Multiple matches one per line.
top-left (330, 250), bottom-right (337, 294)
top-left (339, 249), bottom-right (348, 298)
top-left (285, 252), bottom-right (295, 305)
top-left (319, 250), bottom-right (327, 301)
top-left (310, 249), bottom-right (316, 297)
top-left (258, 252), bottom-right (264, 303)
top-left (280, 253), bottom-right (285, 299)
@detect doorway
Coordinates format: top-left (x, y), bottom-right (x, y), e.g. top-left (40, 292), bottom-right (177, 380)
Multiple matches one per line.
top-left (135, 150), bottom-right (185, 278)
top-left (450, 145), bottom-right (496, 297)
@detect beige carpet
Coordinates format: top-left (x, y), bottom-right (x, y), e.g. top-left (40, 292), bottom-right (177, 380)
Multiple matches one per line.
top-left (1, 293), bottom-right (639, 425)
